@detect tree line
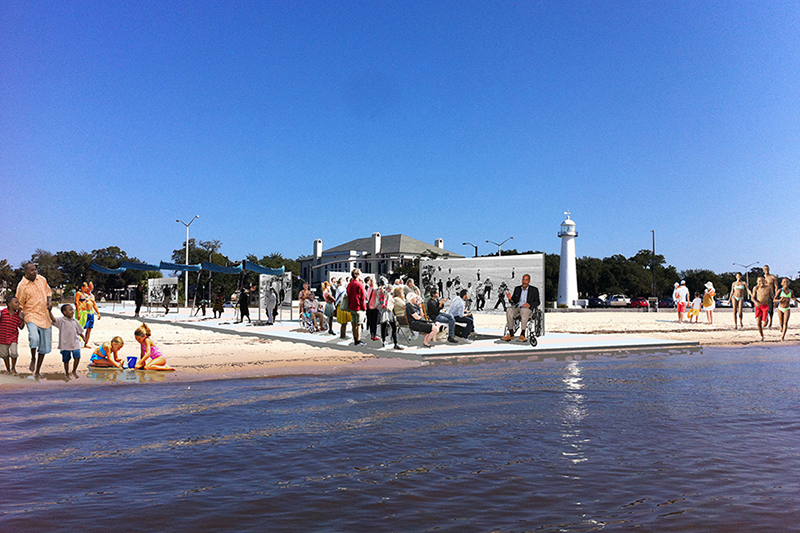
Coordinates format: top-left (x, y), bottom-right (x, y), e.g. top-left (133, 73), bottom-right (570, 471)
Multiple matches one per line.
top-left (0, 240), bottom-right (300, 304)
top-left (1, 244), bottom-right (794, 305)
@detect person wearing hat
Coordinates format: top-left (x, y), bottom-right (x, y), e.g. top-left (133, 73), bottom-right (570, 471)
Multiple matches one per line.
top-left (702, 282), bottom-right (716, 325)
top-left (674, 280), bottom-right (690, 323)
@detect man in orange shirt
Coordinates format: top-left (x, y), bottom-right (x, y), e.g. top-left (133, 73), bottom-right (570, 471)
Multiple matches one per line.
top-left (16, 263), bottom-right (52, 378)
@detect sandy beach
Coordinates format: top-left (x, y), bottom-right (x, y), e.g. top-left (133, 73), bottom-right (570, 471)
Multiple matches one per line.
top-left (1, 307), bottom-right (795, 389)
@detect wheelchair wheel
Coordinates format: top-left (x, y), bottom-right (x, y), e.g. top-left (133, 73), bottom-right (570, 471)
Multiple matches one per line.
top-left (528, 334), bottom-right (537, 347)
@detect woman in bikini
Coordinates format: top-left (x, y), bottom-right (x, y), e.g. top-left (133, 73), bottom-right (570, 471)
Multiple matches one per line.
top-left (775, 278), bottom-right (797, 341)
top-left (728, 273), bottom-right (751, 329)
top-left (134, 324), bottom-right (175, 371)
top-left (89, 337), bottom-right (125, 368)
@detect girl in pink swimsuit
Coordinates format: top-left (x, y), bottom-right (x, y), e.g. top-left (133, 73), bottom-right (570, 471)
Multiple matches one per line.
top-left (134, 324), bottom-right (175, 371)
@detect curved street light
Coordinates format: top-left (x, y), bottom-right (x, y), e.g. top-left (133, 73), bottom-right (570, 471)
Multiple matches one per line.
top-left (486, 237), bottom-right (513, 256)
top-left (177, 215), bottom-right (200, 309)
top-left (733, 261), bottom-right (760, 287)
top-left (462, 242), bottom-right (478, 258)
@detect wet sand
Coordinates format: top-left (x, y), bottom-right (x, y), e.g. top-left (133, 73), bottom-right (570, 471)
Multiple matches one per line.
top-left (1, 308), bottom-right (794, 389)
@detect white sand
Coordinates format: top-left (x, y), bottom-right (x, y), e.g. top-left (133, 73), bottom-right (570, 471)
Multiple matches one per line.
top-left (2, 307), bottom-right (794, 389)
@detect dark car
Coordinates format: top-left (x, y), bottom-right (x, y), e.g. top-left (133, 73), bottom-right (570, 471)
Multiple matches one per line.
top-left (587, 297), bottom-right (608, 308)
top-left (658, 298), bottom-right (675, 308)
top-left (630, 297), bottom-right (650, 308)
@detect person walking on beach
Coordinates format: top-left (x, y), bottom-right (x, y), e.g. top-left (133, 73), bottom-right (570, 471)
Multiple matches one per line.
top-left (0, 296), bottom-right (25, 376)
top-left (675, 280), bottom-right (690, 323)
top-left (213, 293), bottom-right (224, 318)
top-left (16, 263), bottom-right (52, 378)
top-left (347, 269), bottom-right (367, 346)
top-left (48, 303), bottom-right (85, 380)
top-left (728, 273), bottom-right (751, 330)
top-left (702, 282), bottom-right (716, 325)
top-left (774, 278), bottom-right (797, 341)
top-left (763, 265), bottom-right (778, 329)
top-left (236, 286), bottom-right (251, 323)
top-left (134, 281), bottom-right (144, 317)
top-left (162, 285), bottom-right (172, 314)
top-left (753, 277), bottom-right (772, 341)
top-left (75, 282), bottom-right (100, 347)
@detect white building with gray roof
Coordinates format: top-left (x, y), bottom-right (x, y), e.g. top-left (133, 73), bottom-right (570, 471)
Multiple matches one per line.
top-left (298, 233), bottom-right (463, 288)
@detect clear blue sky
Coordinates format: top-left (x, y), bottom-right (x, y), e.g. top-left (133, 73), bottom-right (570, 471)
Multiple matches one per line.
top-left (2, 1), bottom-right (799, 277)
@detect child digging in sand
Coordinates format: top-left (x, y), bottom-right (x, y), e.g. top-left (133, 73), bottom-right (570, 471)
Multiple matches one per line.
top-left (0, 296), bottom-right (26, 376)
top-left (90, 337), bottom-right (125, 368)
top-left (49, 303), bottom-right (86, 379)
top-left (134, 324), bottom-right (175, 371)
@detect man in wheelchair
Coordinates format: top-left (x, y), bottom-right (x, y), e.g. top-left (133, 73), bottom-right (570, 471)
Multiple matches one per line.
top-left (500, 274), bottom-right (540, 343)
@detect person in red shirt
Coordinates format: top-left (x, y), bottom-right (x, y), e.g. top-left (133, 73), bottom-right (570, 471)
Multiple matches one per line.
top-left (346, 268), bottom-right (367, 346)
top-left (0, 296), bottom-right (26, 376)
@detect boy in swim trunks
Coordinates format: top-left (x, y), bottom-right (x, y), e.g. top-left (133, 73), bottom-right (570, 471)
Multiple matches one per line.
top-left (0, 296), bottom-right (25, 376)
top-left (753, 277), bottom-right (772, 341)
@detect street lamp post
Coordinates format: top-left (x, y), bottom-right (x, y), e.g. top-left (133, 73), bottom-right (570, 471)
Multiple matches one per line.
top-left (733, 261), bottom-right (760, 287)
top-left (177, 215), bottom-right (200, 310)
top-left (486, 237), bottom-right (513, 256)
top-left (462, 242), bottom-right (478, 257)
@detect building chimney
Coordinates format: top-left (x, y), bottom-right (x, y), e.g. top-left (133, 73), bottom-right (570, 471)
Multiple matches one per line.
top-left (372, 232), bottom-right (381, 255)
top-left (313, 239), bottom-right (323, 260)
top-left (434, 238), bottom-right (444, 249)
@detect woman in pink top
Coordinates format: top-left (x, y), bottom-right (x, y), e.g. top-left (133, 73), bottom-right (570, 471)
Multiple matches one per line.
top-left (365, 277), bottom-right (380, 341)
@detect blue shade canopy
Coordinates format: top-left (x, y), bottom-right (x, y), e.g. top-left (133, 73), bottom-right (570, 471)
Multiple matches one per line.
top-left (202, 262), bottom-right (243, 274)
top-left (243, 260), bottom-right (284, 276)
top-left (90, 263), bottom-right (126, 275)
top-left (121, 260), bottom-right (160, 271)
top-left (159, 261), bottom-right (202, 272)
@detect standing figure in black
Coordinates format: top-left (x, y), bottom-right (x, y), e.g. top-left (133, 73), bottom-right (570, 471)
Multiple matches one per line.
top-left (134, 281), bottom-right (144, 317)
top-left (237, 286), bottom-right (251, 323)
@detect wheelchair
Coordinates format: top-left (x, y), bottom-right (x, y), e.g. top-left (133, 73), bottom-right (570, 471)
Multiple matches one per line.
top-left (503, 307), bottom-right (544, 347)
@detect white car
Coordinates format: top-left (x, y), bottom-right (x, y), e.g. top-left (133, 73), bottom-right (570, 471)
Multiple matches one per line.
top-left (606, 294), bottom-right (631, 307)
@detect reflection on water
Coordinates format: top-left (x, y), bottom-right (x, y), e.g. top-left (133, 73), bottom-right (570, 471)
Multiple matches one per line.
top-left (85, 368), bottom-right (168, 383)
top-left (561, 361), bottom-right (588, 467)
top-left (2, 345), bottom-right (800, 532)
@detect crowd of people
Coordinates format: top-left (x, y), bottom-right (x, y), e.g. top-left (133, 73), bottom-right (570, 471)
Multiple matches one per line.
top-left (0, 263), bottom-right (175, 380)
top-left (672, 265), bottom-right (797, 341)
top-left (297, 270), bottom-right (476, 348)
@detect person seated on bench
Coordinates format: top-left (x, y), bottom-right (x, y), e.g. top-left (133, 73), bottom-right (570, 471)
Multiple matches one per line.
top-left (501, 274), bottom-right (540, 343)
top-left (405, 293), bottom-right (440, 348)
top-left (426, 288), bottom-right (458, 344)
top-left (449, 288), bottom-right (475, 340)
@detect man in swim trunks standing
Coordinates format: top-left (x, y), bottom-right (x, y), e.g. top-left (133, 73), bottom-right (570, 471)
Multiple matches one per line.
top-left (675, 280), bottom-right (690, 323)
top-left (16, 263), bottom-right (52, 378)
top-left (763, 265), bottom-right (778, 329)
top-left (753, 276), bottom-right (772, 341)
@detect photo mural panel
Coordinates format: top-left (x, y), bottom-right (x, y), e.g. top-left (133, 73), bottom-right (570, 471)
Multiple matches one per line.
top-left (259, 273), bottom-right (293, 311)
top-left (419, 254), bottom-right (545, 327)
top-left (146, 277), bottom-right (179, 304)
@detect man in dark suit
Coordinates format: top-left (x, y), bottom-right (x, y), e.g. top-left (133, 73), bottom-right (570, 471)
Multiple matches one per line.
top-left (501, 274), bottom-right (540, 342)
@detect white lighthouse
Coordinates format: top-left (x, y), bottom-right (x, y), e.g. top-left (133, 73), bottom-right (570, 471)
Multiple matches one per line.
top-left (557, 212), bottom-right (579, 308)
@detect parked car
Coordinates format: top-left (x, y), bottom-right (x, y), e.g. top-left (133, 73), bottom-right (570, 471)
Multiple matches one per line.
top-left (630, 297), bottom-right (650, 308)
top-left (587, 297), bottom-right (608, 308)
top-left (606, 294), bottom-right (631, 307)
top-left (715, 298), bottom-right (732, 308)
top-left (742, 300), bottom-right (753, 308)
top-left (658, 298), bottom-right (675, 308)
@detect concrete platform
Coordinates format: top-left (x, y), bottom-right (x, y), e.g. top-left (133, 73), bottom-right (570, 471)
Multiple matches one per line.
top-left (104, 305), bottom-right (699, 362)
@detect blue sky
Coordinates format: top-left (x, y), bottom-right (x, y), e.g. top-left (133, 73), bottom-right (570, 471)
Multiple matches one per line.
top-left (2, 1), bottom-right (799, 276)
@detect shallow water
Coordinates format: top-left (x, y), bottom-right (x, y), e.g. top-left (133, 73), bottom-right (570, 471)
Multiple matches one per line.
top-left (2, 346), bottom-right (800, 532)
